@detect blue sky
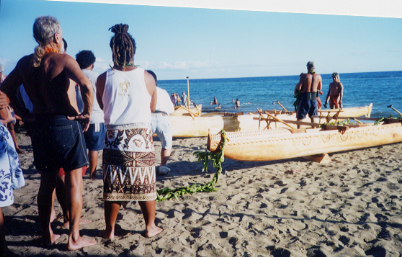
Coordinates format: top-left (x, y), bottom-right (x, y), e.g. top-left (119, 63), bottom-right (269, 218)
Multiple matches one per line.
top-left (0, 0), bottom-right (401, 80)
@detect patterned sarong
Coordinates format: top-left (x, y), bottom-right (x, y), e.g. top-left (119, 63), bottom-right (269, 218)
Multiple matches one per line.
top-left (103, 123), bottom-right (156, 201)
top-left (0, 125), bottom-right (25, 207)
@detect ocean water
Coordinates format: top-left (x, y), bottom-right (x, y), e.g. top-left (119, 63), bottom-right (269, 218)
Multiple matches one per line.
top-left (158, 71), bottom-right (402, 118)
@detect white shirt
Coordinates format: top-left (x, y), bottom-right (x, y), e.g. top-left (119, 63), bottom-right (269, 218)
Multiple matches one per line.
top-left (102, 67), bottom-right (151, 126)
top-left (155, 87), bottom-right (174, 115)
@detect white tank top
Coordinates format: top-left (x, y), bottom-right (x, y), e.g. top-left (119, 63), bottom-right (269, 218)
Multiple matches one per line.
top-left (103, 67), bottom-right (151, 126)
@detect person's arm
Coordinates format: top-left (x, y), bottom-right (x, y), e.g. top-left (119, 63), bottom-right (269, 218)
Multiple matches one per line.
top-left (0, 63), bottom-right (31, 120)
top-left (317, 75), bottom-right (323, 94)
top-left (96, 72), bottom-right (106, 110)
top-left (166, 92), bottom-right (175, 114)
top-left (324, 84), bottom-right (331, 108)
top-left (144, 70), bottom-right (157, 112)
top-left (0, 106), bottom-right (13, 125)
top-left (339, 83), bottom-right (344, 108)
top-left (294, 83), bottom-right (301, 96)
top-left (0, 91), bottom-right (10, 109)
top-left (64, 55), bottom-right (93, 131)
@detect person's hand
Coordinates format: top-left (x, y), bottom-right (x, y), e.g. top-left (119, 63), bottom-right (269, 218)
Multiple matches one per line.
top-left (318, 90), bottom-right (323, 95)
top-left (67, 112), bottom-right (91, 132)
top-left (324, 103), bottom-right (327, 108)
top-left (339, 103), bottom-right (343, 109)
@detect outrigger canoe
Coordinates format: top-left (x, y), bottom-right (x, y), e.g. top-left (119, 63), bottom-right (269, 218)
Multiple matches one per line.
top-left (207, 119), bottom-right (402, 162)
top-left (170, 104), bottom-right (373, 137)
top-left (171, 104), bottom-right (202, 116)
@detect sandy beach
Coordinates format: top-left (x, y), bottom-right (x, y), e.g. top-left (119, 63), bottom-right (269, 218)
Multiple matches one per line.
top-left (4, 130), bottom-right (402, 256)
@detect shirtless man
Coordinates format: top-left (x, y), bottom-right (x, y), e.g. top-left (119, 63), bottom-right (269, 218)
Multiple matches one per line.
top-left (295, 61), bottom-right (323, 128)
top-left (324, 72), bottom-right (343, 109)
top-left (0, 16), bottom-right (96, 250)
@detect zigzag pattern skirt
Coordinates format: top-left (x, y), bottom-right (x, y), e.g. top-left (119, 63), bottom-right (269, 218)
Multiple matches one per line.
top-left (103, 123), bottom-right (156, 201)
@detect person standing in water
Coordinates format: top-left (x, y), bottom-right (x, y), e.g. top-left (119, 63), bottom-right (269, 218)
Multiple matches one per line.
top-left (295, 61), bottom-right (323, 128)
top-left (324, 72), bottom-right (344, 109)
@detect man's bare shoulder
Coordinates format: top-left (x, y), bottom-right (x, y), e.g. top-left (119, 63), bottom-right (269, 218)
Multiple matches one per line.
top-left (144, 70), bottom-right (156, 86)
top-left (313, 73), bottom-right (322, 79)
top-left (47, 52), bottom-right (75, 64)
top-left (16, 54), bottom-right (34, 68)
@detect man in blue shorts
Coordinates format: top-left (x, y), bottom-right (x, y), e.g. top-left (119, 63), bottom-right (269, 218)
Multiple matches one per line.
top-left (76, 50), bottom-right (106, 179)
top-left (147, 70), bottom-right (174, 175)
top-left (1, 16), bottom-right (96, 250)
top-left (295, 61), bottom-right (323, 128)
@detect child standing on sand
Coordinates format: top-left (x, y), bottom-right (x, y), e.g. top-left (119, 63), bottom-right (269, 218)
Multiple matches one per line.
top-left (0, 102), bottom-right (25, 256)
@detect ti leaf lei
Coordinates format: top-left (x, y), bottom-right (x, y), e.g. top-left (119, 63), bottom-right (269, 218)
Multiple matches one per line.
top-left (156, 130), bottom-right (227, 202)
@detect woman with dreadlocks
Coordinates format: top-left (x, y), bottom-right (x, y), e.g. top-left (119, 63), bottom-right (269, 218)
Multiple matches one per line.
top-left (96, 24), bottom-right (162, 239)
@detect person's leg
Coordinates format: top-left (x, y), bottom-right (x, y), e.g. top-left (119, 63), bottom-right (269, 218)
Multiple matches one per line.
top-left (159, 117), bottom-right (172, 167)
top-left (161, 148), bottom-right (172, 166)
top-left (102, 201), bottom-right (121, 239)
top-left (6, 123), bottom-right (24, 154)
top-left (64, 168), bottom-right (96, 250)
top-left (0, 207), bottom-right (8, 256)
top-left (54, 174), bottom-right (70, 226)
top-left (38, 170), bottom-right (60, 247)
top-left (138, 201), bottom-right (163, 238)
top-left (310, 100), bottom-right (317, 129)
top-left (50, 188), bottom-right (57, 223)
top-left (88, 151), bottom-right (98, 180)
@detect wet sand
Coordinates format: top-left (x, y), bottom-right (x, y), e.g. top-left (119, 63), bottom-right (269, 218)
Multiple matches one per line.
top-left (5, 131), bottom-right (402, 256)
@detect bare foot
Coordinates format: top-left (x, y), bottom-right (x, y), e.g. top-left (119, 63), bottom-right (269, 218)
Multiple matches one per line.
top-left (41, 233), bottom-right (61, 248)
top-left (145, 225), bottom-right (163, 238)
top-left (98, 229), bottom-right (114, 240)
top-left (62, 218), bottom-right (92, 229)
top-left (67, 236), bottom-right (96, 251)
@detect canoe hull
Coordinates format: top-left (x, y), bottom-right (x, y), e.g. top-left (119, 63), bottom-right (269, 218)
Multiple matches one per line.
top-left (171, 104), bottom-right (373, 137)
top-left (207, 123), bottom-right (402, 161)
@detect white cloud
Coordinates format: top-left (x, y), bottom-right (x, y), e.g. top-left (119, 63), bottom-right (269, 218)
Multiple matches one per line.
top-left (0, 58), bottom-right (11, 67)
top-left (135, 60), bottom-right (219, 70)
top-left (95, 58), bottom-right (106, 63)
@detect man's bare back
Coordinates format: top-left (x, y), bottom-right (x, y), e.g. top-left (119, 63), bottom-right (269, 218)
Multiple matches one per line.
top-left (2, 53), bottom-right (92, 123)
top-left (300, 73), bottom-right (323, 93)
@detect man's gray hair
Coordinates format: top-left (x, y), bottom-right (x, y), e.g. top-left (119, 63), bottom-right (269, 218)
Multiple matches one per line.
top-left (32, 16), bottom-right (61, 67)
top-left (332, 72), bottom-right (339, 78)
top-left (306, 61), bottom-right (315, 70)
top-left (33, 16), bottom-right (61, 46)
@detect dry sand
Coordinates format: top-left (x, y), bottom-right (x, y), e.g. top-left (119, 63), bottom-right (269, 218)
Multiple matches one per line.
top-left (4, 131), bottom-right (402, 256)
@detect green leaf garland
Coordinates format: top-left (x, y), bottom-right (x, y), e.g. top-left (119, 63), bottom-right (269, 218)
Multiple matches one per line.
top-left (156, 130), bottom-right (227, 202)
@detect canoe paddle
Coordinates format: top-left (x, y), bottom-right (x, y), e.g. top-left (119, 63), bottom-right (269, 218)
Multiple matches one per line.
top-left (387, 105), bottom-right (402, 116)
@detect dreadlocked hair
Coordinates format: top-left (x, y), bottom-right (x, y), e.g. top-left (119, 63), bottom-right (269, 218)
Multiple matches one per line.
top-left (109, 24), bottom-right (136, 70)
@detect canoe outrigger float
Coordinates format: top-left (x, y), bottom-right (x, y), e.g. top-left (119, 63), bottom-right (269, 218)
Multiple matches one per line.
top-left (207, 117), bottom-right (402, 162)
top-left (170, 104), bottom-right (373, 137)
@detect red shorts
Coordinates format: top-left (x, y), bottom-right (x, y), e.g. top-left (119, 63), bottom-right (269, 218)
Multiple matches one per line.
top-left (329, 97), bottom-right (339, 109)
top-left (58, 166), bottom-right (87, 177)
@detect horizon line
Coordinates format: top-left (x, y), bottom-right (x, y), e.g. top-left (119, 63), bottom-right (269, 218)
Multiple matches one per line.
top-left (159, 70), bottom-right (402, 82)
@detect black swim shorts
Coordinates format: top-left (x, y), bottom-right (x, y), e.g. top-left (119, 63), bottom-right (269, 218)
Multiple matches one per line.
top-left (296, 99), bottom-right (318, 120)
top-left (31, 115), bottom-right (89, 172)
